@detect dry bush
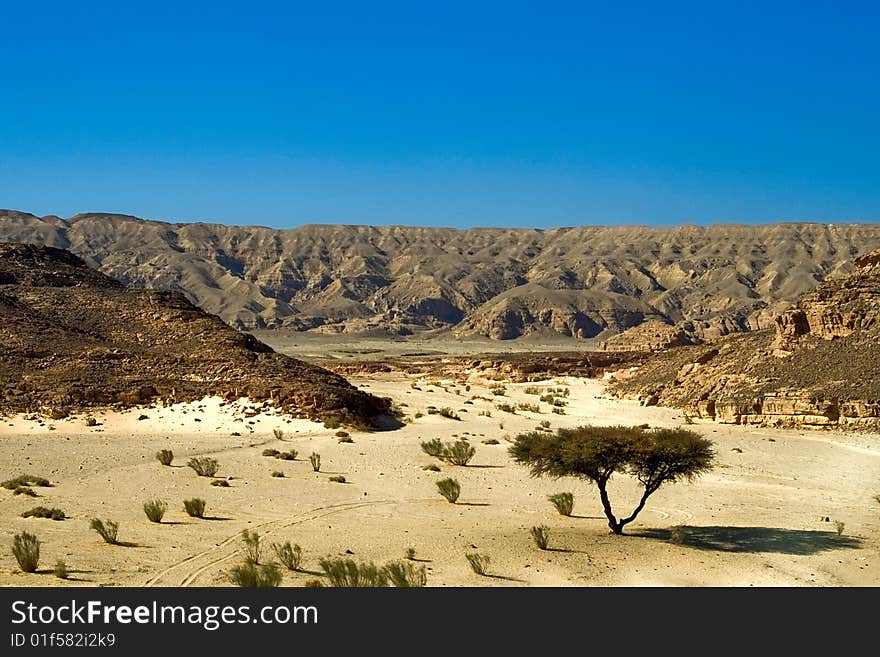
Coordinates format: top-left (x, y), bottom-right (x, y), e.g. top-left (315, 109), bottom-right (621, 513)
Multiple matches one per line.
top-left (240, 529), bottom-right (262, 564)
top-left (834, 520), bottom-right (845, 536)
top-left (319, 558), bottom-right (388, 587)
top-left (183, 498), bottom-right (206, 518)
top-left (436, 478), bottom-right (461, 503)
top-left (12, 531), bottom-right (40, 573)
top-left (210, 479), bottom-right (229, 487)
top-left (276, 450), bottom-right (298, 460)
top-left (530, 525), bottom-right (550, 550)
top-left (271, 471), bottom-right (285, 478)
top-left (421, 438), bottom-right (444, 458)
top-left (227, 562), bottom-right (282, 587)
top-left (13, 486), bottom-right (38, 497)
top-left (2, 474), bottom-right (50, 490)
top-left (155, 449), bottom-right (174, 466)
top-left (385, 561), bottom-right (427, 587)
top-left (143, 499), bottom-right (167, 523)
top-left (272, 541), bottom-right (303, 571)
top-left (517, 402), bottom-right (541, 413)
top-left (442, 440), bottom-right (475, 466)
top-left (262, 448), bottom-right (280, 457)
top-left (90, 518), bottom-right (119, 545)
top-left (272, 428), bottom-right (284, 440)
top-left (21, 506), bottom-right (65, 521)
top-left (54, 559), bottom-right (69, 579)
top-left (187, 457), bottom-right (219, 477)
top-left (465, 553), bottom-right (490, 576)
top-left (309, 453), bottom-right (321, 472)
top-left (547, 492), bottom-right (574, 516)
top-left (669, 525), bottom-right (687, 545)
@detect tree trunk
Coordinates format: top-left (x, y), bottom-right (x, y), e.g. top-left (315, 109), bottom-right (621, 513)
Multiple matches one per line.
top-left (597, 481), bottom-right (622, 534)
top-left (618, 487), bottom-right (655, 533)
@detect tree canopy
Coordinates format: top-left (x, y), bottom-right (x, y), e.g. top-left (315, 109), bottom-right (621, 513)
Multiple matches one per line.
top-left (510, 425), bottom-right (714, 534)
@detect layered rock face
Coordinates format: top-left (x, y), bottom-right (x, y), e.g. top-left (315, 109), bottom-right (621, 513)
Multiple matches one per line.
top-left (3, 209), bottom-right (879, 340)
top-left (0, 243), bottom-right (391, 425)
top-left (608, 249), bottom-right (880, 429)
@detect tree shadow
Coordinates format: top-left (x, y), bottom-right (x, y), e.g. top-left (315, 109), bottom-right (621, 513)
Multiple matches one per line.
top-left (458, 502), bottom-right (490, 507)
top-left (481, 574), bottom-right (527, 583)
top-left (633, 526), bottom-right (862, 555)
top-left (466, 464), bottom-right (504, 469)
top-left (202, 516), bottom-right (233, 521)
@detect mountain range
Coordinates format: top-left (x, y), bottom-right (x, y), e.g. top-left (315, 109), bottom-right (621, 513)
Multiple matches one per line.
top-left (2, 209), bottom-right (879, 341)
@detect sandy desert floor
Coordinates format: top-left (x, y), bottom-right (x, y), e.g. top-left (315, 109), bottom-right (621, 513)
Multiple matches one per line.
top-left (1, 375), bottom-right (878, 587)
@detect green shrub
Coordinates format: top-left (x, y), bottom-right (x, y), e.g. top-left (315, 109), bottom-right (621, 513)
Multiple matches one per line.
top-left (143, 499), bottom-right (167, 523)
top-left (187, 457), bottom-right (219, 477)
top-left (491, 386), bottom-right (506, 396)
top-left (319, 558), bottom-right (388, 587)
top-left (442, 440), bottom-right (475, 466)
top-left (530, 525), bottom-right (550, 550)
top-left (276, 450), bottom-right (298, 460)
top-left (183, 498), bottom-right (206, 518)
top-left (496, 403), bottom-right (517, 414)
top-left (262, 448), bottom-right (280, 457)
top-left (524, 386), bottom-right (543, 395)
top-left (227, 562), bottom-right (282, 587)
top-left (436, 478), bottom-right (461, 503)
top-left (437, 407), bottom-right (461, 420)
top-left (329, 475), bottom-right (346, 483)
top-left (90, 518), bottom-right (119, 545)
top-left (1, 474), bottom-right (50, 490)
top-left (13, 486), bottom-right (37, 497)
top-left (272, 428), bottom-right (284, 440)
top-left (517, 402), bottom-right (541, 413)
top-left (405, 547), bottom-right (416, 560)
top-left (272, 541), bottom-right (303, 571)
top-left (12, 531), bottom-right (40, 573)
top-left (548, 492), bottom-right (574, 516)
top-left (54, 559), bottom-right (69, 579)
top-left (384, 561), bottom-right (427, 587)
top-left (465, 553), bottom-right (490, 576)
top-left (309, 453), bottom-right (321, 472)
top-left (240, 529), bottom-right (262, 564)
top-left (156, 449), bottom-right (174, 466)
top-left (21, 506), bottom-right (65, 521)
top-left (421, 438), bottom-right (444, 458)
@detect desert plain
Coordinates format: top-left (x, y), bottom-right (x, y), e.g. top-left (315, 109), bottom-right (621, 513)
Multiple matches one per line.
top-left (2, 355), bottom-right (878, 587)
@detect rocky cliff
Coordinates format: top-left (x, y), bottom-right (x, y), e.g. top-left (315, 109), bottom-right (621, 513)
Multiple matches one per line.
top-left (2, 209), bottom-right (879, 340)
top-left (607, 249), bottom-right (880, 429)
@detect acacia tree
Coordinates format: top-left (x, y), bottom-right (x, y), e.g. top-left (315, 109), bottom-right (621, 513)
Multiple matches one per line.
top-left (509, 425), bottom-right (714, 535)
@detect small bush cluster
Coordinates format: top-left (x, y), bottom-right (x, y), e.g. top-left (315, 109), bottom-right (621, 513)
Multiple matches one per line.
top-left (240, 530), bottom-right (262, 564)
top-left (490, 386), bottom-right (506, 396)
top-left (385, 561), bottom-right (427, 587)
top-left (155, 449), bottom-right (174, 466)
top-left (227, 562), bottom-right (282, 587)
top-left (21, 506), bottom-right (65, 521)
top-left (143, 499), bottom-right (167, 523)
top-left (530, 525), bottom-right (550, 550)
top-left (187, 457), bottom-right (220, 477)
top-left (329, 475), bottom-right (346, 483)
top-left (2, 474), bottom-right (51, 490)
top-left (422, 439), bottom-right (475, 465)
top-left (517, 402), bottom-right (541, 413)
top-left (90, 518), bottom-right (119, 545)
top-left (183, 498), bottom-right (206, 518)
top-left (272, 542), bottom-right (303, 571)
top-left (523, 386), bottom-right (543, 395)
top-left (548, 492), bottom-right (574, 516)
top-left (262, 448), bottom-right (280, 457)
top-left (437, 407), bottom-right (461, 420)
top-left (465, 553), bottom-right (490, 576)
top-left (323, 417), bottom-right (342, 430)
top-left (276, 450), bottom-right (298, 461)
top-left (496, 403), bottom-right (517, 414)
top-left (436, 478), bottom-right (461, 503)
top-left (319, 558), bottom-right (389, 587)
top-left (12, 531), bottom-right (40, 573)
top-left (271, 471), bottom-right (285, 478)
top-left (309, 453), bottom-right (321, 472)
top-left (210, 479), bottom-right (230, 487)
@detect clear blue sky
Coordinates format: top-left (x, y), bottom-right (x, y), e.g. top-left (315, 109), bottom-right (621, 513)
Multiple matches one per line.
top-left (1, 1), bottom-right (878, 228)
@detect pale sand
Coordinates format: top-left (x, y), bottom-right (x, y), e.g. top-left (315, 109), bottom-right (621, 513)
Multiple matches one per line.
top-left (1, 377), bottom-right (878, 587)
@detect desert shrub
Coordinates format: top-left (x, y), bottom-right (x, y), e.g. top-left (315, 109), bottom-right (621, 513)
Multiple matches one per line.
top-left (323, 417), bottom-right (342, 429)
top-left (262, 448), bottom-right (280, 457)
top-left (183, 498), bottom-right (206, 518)
top-left (329, 475), bottom-right (346, 483)
top-left (437, 407), bottom-right (461, 420)
top-left (13, 486), bottom-right (37, 497)
top-left (309, 453), bottom-right (321, 472)
top-left (511, 425), bottom-right (714, 535)
top-left (272, 541), bottom-right (303, 571)
top-left (12, 531), bottom-right (40, 573)
top-left (272, 428), bottom-right (284, 440)
top-left (187, 457), bottom-right (219, 477)
top-left (335, 431), bottom-right (350, 438)
top-left (478, 410), bottom-right (492, 417)
top-left (552, 398), bottom-right (567, 407)
top-left (834, 520), bottom-right (845, 536)
top-left (414, 412), bottom-right (424, 419)
top-left (552, 407), bottom-right (566, 415)
top-left (240, 529), bottom-right (262, 564)
top-left (539, 394), bottom-right (555, 404)
top-left (319, 558), bottom-right (388, 587)
top-left (496, 403), bottom-right (517, 414)
top-left (540, 420), bottom-right (551, 429)
top-left (405, 547), bottom-right (416, 560)
top-left (421, 438), bottom-right (444, 458)
top-left (482, 438), bottom-right (500, 445)
top-left (90, 518), bottom-right (119, 545)
top-left (491, 386), bottom-right (506, 396)
top-left (276, 450), bottom-right (298, 460)
top-left (422, 464), bottom-right (441, 472)
top-left (524, 386), bottom-right (543, 395)
top-left (1, 474), bottom-right (50, 490)
top-left (271, 471), bottom-right (285, 478)
top-left (436, 478), bottom-right (461, 503)
top-left (143, 499), bottom-right (167, 523)
top-left (669, 525), bottom-right (687, 545)
top-left (54, 559), bottom-right (69, 579)
top-left (442, 440), bottom-right (476, 466)
top-left (465, 553), bottom-right (490, 576)
top-left (517, 402), bottom-right (541, 413)
top-left (548, 492), bottom-right (574, 516)
top-left (304, 579), bottom-right (324, 588)
top-left (384, 560), bottom-right (427, 587)
top-left (530, 525), bottom-right (550, 550)
top-left (210, 479), bottom-right (230, 487)
top-left (21, 506), bottom-right (65, 520)
top-left (155, 449), bottom-right (174, 466)
top-left (338, 436), bottom-right (354, 444)
top-left (227, 562), bottom-right (282, 587)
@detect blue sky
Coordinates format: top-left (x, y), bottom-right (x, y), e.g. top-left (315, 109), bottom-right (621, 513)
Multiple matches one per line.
top-left (1, 1), bottom-right (878, 228)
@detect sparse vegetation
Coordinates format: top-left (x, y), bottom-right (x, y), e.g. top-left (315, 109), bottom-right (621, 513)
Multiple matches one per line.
top-left (530, 525), bottom-right (550, 550)
top-left (54, 559), bottom-right (69, 579)
top-left (482, 438), bottom-right (500, 445)
top-left (273, 428), bottom-right (284, 440)
top-left (319, 558), bottom-right (388, 587)
top-left (272, 541), bottom-right (303, 571)
top-left (309, 453), bottom-right (321, 472)
top-left (338, 435), bottom-right (354, 443)
top-left (552, 407), bottom-right (566, 415)
top-left (329, 475), bottom-right (346, 483)
top-left (187, 456), bottom-right (220, 477)
top-left (335, 430), bottom-right (350, 438)
top-left (421, 438), bottom-right (445, 458)
top-left (276, 450), bottom-right (298, 460)
top-left (143, 499), bottom-right (167, 523)
top-left (21, 506), bottom-right (65, 520)
top-left (13, 486), bottom-right (38, 497)
top-left (491, 386), bottom-right (506, 396)
top-left (262, 448), bottom-right (280, 457)
top-left (155, 449), bottom-right (174, 466)
top-left (422, 464), bottom-right (441, 472)
top-left (12, 531), bottom-right (40, 573)
top-left (834, 520), bottom-right (845, 536)
top-left (240, 529), bottom-right (262, 564)
top-left (271, 471), bottom-right (285, 478)
top-left (465, 553), bottom-right (490, 576)
top-left (2, 474), bottom-right (50, 490)
top-left (517, 402), bottom-right (541, 413)
top-left (90, 518), bottom-right (119, 545)
top-left (548, 492), bottom-right (574, 516)
top-left (227, 562), bottom-right (282, 587)
top-left (436, 478), bottom-right (461, 503)
top-left (524, 386), bottom-right (543, 395)
top-left (496, 403), bottom-right (517, 414)
top-left (442, 440), bottom-right (476, 466)
top-left (511, 425), bottom-right (715, 535)
top-left (405, 547), bottom-right (416, 560)
top-left (669, 525), bottom-right (687, 545)
top-left (437, 407), bottom-right (461, 420)
top-left (210, 479), bottom-right (230, 487)
top-left (183, 498), bottom-right (206, 518)
top-left (323, 417), bottom-right (342, 430)
top-left (385, 560), bottom-right (427, 587)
